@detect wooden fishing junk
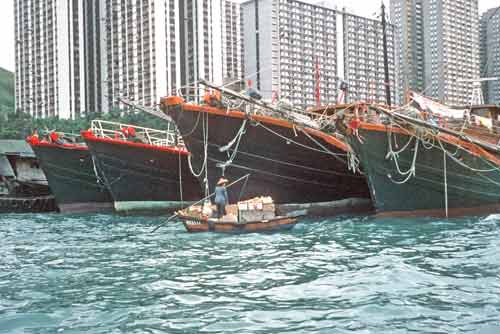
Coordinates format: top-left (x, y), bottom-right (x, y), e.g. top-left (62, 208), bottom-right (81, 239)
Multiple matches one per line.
top-left (160, 80), bottom-right (370, 207)
top-left (27, 134), bottom-right (113, 214)
top-left (81, 120), bottom-right (201, 215)
top-left (330, 92), bottom-right (500, 217)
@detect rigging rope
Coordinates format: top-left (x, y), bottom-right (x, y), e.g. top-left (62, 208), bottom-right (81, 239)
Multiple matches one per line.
top-left (255, 121), bottom-right (347, 159)
top-left (91, 155), bottom-right (107, 187)
top-left (217, 120), bottom-right (247, 172)
top-left (188, 111), bottom-right (208, 178)
top-left (443, 149), bottom-right (448, 218)
top-left (386, 123), bottom-right (420, 184)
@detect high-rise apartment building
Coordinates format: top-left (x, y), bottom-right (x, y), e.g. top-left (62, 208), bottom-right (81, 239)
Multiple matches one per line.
top-left (242, 0), bottom-right (397, 108)
top-left (341, 11), bottom-right (398, 104)
top-left (94, 0), bottom-right (181, 113)
top-left (480, 7), bottom-right (500, 104)
top-left (390, 0), bottom-right (424, 94)
top-left (14, 0), bottom-right (85, 119)
top-left (222, 1), bottom-right (245, 84)
top-left (15, 0), bottom-right (244, 118)
top-left (423, 0), bottom-right (480, 105)
top-left (390, 0), bottom-right (480, 105)
top-left (83, 1), bottom-right (105, 116)
top-left (97, 0), bottom-right (245, 111)
top-left (243, 0), bottom-right (339, 107)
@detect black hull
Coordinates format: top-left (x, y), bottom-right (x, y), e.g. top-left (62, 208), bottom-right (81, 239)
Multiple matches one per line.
top-left (347, 127), bottom-right (500, 217)
top-left (0, 195), bottom-right (57, 213)
top-left (83, 136), bottom-right (202, 215)
top-left (166, 105), bottom-right (369, 204)
top-left (29, 144), bottom-right (113, 214)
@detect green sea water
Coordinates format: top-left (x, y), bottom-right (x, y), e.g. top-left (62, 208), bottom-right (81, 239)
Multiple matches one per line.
top-left (1, 213), bottom-right (500, 333)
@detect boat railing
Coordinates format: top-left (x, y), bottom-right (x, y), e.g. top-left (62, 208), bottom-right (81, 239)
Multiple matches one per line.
top-left (90, 119), bottom-right (183, 148)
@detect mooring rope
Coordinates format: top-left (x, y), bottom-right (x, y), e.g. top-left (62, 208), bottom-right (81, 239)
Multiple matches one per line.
top-left (188, 112), bottom-right (208, 178)
top-left (443, 149), bottom-right (448, 218)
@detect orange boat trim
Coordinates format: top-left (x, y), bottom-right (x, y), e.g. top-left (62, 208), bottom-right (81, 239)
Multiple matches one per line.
top-left (356, 122), bottom-right (500, 166)
top-left (180, 103), bottom-right (350, 152)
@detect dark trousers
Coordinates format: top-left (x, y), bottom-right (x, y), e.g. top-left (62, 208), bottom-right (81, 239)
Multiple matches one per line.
top-left (216, 203), bottom-right (226, 218)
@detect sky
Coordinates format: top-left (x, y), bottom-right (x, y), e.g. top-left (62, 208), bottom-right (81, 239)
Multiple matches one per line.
top-left (0, 0), bottom-right (498, 72)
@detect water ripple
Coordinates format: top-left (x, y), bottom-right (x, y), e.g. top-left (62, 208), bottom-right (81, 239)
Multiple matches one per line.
top-left (1, 214), bottom-right (500, 333)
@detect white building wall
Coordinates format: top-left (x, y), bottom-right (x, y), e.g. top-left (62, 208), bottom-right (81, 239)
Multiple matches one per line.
top-left (15, 0), bottom-right (244, 116)
top-left (154, 0), bottom-right (168, 100)
top-left (15, 0), bottom-right (84, 119)
top-left (242, 1), bottom-right (258, 84)
top-left (212, 0), bottom-right (224, 85)
top-left (77, 0), bottom-right (86, 116)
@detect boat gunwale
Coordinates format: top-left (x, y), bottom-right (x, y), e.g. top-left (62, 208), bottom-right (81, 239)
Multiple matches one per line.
top-left (175, 103), bottom-right (351, 153)
top-left (81, 130), bottom-right (189, 156)
top-left (28, 141), bottom-right (88, 151)
top-left (178, 213), bottom-right (300, 233)
top-left (353, 121), bottom-right (500, 166)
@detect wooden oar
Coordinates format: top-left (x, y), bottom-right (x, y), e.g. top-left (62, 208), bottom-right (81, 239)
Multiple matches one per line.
top-left (150, 174), bottom-right (250, 233)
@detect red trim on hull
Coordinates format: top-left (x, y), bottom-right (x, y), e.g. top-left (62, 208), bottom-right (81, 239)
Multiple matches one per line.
top-left (180, 103), bottom-right (350, 152)
top-left (28, 141), bottom-right (88, 151)
top-left (81, 130), bottom-right (189, 155)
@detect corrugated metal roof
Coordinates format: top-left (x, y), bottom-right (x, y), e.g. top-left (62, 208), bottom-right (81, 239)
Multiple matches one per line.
top-left (0, 140), bottom-right (35, 158)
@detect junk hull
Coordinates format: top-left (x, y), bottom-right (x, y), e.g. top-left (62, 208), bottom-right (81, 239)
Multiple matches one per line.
top-left (164, 104), bottom-right (369, 204)
top-left (82, 134), bottom-right (202, 215)
top-left (30, 143), bottom-right (113, 214)
top-left (346, 125), bottom-right (500, 217)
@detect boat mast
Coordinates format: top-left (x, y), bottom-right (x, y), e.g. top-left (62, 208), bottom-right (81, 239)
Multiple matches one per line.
top-left (381, 2), bottom-right (392, 107)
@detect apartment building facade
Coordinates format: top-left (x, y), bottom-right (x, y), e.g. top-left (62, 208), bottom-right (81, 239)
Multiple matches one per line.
top-left (243, 0), bottom-right (338, 107)
top-left (222, 1), bottom-right (245, 84)
top-left (15, 0), bottom-right (244, 118)
top-left (93, 0), bottom-right (180, 113)
top-left (390, 0), bottom-right (425, 94)
top-left (341, 11), bottom-right (398, 104)
top-left (480, 7), bottom-right (500, 104)
top-left (242, 0), bottom-right (398, 108)
top-left (14, 0), bottom-right (85, 119)
top-left (390, 0), bottom-right (480, 105)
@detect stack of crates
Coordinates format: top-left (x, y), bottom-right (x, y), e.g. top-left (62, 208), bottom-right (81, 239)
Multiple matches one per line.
top-left (237, 197), bottom-right (275, 222)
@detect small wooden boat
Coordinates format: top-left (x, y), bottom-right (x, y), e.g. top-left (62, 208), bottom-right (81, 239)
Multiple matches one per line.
top-left (178, 213), bottom-right (300, 233)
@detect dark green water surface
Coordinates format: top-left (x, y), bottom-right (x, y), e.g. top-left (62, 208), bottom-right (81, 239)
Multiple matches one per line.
top-left (1, 214), bottom-right (500, 333)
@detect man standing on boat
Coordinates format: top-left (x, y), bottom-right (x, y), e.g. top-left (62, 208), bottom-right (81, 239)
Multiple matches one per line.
top-left (214, 178), bottom-right (229, 219)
